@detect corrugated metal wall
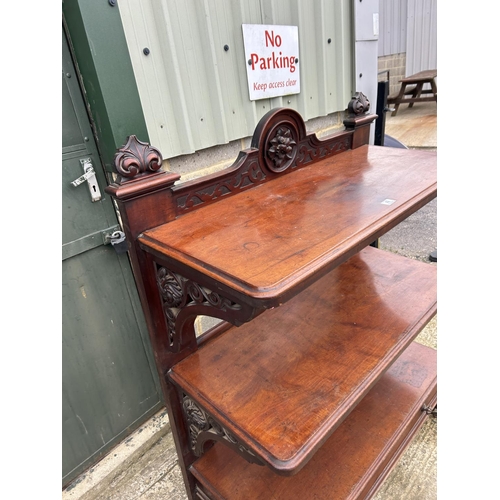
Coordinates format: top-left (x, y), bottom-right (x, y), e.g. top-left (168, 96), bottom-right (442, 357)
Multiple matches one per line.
top-left (378, 0), bottom-right (436, 76)
top-left (406, 0), bottom-right (437, 76)
top-left (378, 0), bottom-right (407, 56)
top-left (118, 0), bottom-right (353, 159)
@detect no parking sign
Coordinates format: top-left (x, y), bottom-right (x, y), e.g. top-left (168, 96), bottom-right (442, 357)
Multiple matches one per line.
top-left (242, 24), bottom-right (300, 101)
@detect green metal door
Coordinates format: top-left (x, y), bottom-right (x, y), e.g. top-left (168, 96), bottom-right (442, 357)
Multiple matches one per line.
top-left (62, 28), bottom-right (162, 487)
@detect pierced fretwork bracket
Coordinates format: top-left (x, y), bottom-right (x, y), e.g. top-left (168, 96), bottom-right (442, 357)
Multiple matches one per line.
top-left (182, 395), bottom-right (264, 466)
top-left (156, 264), bottom-right (255, 352)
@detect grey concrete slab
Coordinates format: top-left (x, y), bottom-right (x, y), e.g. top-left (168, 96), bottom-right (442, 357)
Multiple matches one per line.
top-left (384, 101), bottom-right (437, 149)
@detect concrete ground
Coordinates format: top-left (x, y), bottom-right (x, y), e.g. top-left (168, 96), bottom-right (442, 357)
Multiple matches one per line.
top-left (62, 100), bottom-right (438, 500)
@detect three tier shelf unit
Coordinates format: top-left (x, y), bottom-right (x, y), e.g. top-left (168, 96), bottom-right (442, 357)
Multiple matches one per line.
top-left (105, 94), bottom-right (437, 500)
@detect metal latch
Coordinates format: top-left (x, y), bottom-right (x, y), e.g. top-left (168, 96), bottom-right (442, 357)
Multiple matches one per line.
top-left (71, 158), bottom-right (102, 202)
top-left (103, 230), bottom-right (128, 254)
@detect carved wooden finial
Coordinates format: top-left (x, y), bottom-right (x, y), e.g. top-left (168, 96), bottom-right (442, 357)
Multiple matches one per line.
top-left (106, 136), bottom-right (180, 202)
top-left (113, 135), bottom-right (163, 181)
top-left (347, 92), bottom-right (370, 116)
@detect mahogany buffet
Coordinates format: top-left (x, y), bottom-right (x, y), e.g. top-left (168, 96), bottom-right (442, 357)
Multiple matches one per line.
top-left (105, 93), bottom-right (437, 500)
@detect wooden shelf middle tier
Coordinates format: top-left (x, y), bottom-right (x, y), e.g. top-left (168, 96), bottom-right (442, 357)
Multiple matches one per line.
top-left (168, 246), bottom-right (437, 475)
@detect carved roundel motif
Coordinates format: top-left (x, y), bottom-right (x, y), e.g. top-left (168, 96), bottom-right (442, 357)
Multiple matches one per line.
top-left (265, 123), bottom-right (298, 173)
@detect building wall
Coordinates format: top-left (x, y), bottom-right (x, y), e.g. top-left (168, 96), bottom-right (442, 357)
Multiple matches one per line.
top-left (118, 0), bottom-right (354, 181)
top-left (377, 0), bottom-right (436, 96)
top-left (378, 0), bottom-right (407, 57)
top-left (405, 0), bottom-right (437, 77)
top-left (378, 52), bottom-right (407, 97)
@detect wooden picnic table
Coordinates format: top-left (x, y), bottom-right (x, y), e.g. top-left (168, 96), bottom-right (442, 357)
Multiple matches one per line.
top-left (387, 69), bottom-right (437, 116)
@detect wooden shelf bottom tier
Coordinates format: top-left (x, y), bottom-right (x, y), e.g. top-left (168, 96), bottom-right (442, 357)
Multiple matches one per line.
top-left (190, 341), bottom-right (437, 500)
top-left (169, 247), bottom-right (437, 475)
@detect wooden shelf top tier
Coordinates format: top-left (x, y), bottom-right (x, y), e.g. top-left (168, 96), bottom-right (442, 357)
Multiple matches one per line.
top-left (140, 145), bottom-right (436, 307)
top-left (169, 247), bottom-right (437, 475)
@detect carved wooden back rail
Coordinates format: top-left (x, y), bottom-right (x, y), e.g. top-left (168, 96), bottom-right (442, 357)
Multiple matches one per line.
top-left (104, 92), bottom-right (437, 500)
top-left (105, 94), bottom-right (374, 356)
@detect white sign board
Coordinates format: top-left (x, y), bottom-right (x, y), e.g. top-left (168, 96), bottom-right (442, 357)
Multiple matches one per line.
top-left (242, 24), bottom-right (300, 101)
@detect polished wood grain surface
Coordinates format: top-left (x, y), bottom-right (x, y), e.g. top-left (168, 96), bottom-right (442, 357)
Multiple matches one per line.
top-left (190, 341), bottom-right (437, 500)
top-left (169, 247), bottom-right (436, 474)
top-left (140, 145), bottom-right (436, 306)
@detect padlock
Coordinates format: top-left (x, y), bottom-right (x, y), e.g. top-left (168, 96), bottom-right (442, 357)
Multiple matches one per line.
top-left (110, 231), bottom-right (128, 254)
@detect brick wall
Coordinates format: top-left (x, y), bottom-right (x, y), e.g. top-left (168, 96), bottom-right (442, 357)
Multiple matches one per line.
top-left (378, 53), bottom-right (407, 97)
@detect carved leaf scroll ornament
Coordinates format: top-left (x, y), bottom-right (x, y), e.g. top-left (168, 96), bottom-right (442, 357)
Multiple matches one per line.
top-left (157, 268), bottom-right (183, 307)
top-left (347, 92), bottom-right (371, 116)
top-left (182, 395), bottom-right (263, 465)
top-left (114, 135), bottom-right (163, 180)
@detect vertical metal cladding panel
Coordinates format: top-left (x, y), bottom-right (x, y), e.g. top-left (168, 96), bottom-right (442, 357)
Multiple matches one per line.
top-left (406, 0), bottom-right (437, 75)
top-left (119, 0), bottom-right (353, 159)
top-left (378, 0), bottom-right (407, 57)
top-left (261, 0), bottom-right (353, 122)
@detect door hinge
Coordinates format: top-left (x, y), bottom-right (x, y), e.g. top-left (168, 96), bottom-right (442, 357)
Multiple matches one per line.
top-left (71, 158), bottom-right (102, 202)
